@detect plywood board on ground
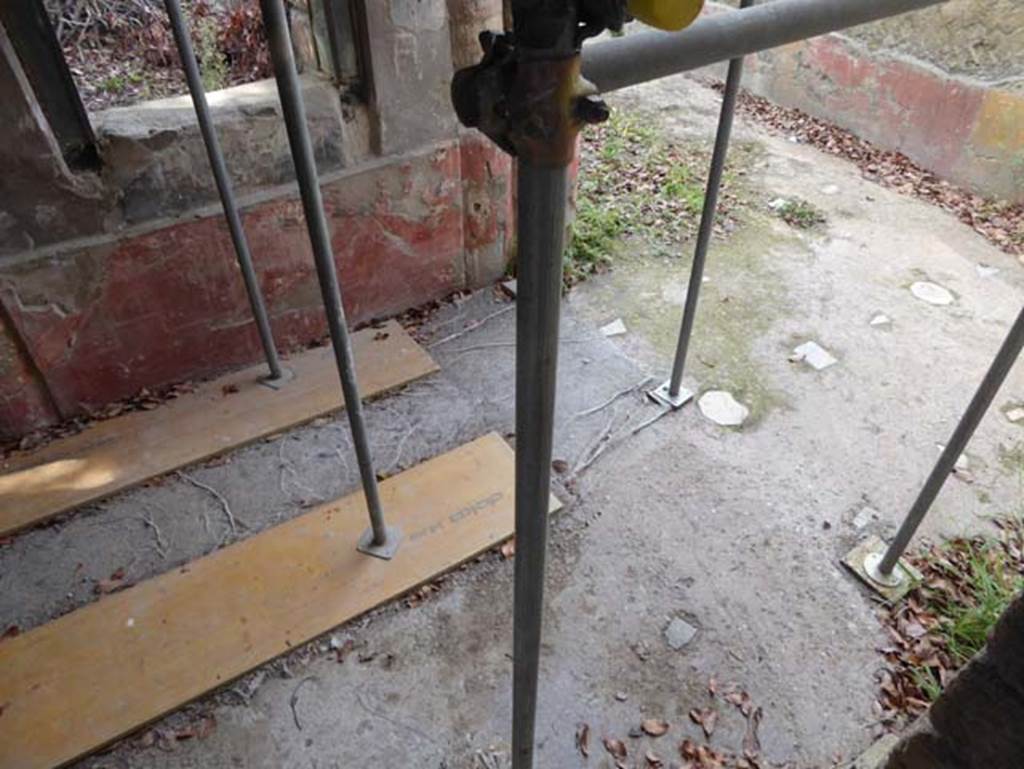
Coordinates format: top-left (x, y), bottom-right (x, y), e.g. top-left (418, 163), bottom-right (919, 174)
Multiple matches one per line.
top-left (0, 321), bottom-right (437, 536)
top-left (0, 432), bottom-right (559, 769)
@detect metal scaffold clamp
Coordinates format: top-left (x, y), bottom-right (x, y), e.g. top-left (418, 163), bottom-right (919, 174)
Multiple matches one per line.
top-left (450, 13), bottom-right (612, 168)
top-left (451, 0), bottom-right (705, 166)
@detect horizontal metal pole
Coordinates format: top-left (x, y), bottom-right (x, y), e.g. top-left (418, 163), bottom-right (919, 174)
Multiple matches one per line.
top-left (582, 0), bottom-right (947, 94)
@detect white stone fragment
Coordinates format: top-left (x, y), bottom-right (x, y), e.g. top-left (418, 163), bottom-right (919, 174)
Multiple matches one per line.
top-left (821, 184), bottom-right (840, 195)
top-left (698, 391), bottom-right (750, 427)
top-left (869, 313), bottom-right (891, 327)
top-left (600, 318), bottom-right (627, 337)
top-left (976, 264), bottom-right (1000, 278)
top-left (910, 281), bottom-right (954, 306)
top-left (1006, 407), bottom-right (1024, 423)
top-left (790, 341), bottom-right (838, 370)
top-left (853, 506), bottom-right (880, 530)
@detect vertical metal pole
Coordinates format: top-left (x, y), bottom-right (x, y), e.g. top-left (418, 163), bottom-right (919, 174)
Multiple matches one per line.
top-left (651, 0), bottom-right (754, 407)
top-left (259, 0), bottom-right (399, 558)
top-left (877, 304), bottom-right (1024, 575)
top-left (512, 163), bottom-right (567, 769)
top-left (164, 0), bottom-right (284, 382)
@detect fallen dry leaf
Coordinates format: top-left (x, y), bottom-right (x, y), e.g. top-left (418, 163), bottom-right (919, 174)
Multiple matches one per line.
top-left (645, 749), bottom-right (664, 767)
top-left (174, 714), bottom-right (216, 740)
top-left (724, 690), bottom-right (753, 716)
top-left (743, 705), bottom-right (763, 758)
top-left (552, 458), bottom-right (570, 474)
top-left (95, 567), bottom-right (131, 595)
top-left (500, 538), bottom-right (516, 559)
top-left (689, 707), bottom-right (718, 739)
top-left (603, 737), bottom-right (627, 760)
top-left (641, 718), bottom-right (670, 737)
top-left (575, 722), bottom-right (590, 757)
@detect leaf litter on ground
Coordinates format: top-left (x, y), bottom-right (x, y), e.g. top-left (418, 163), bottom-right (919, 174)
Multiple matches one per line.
top-left (874, 516), bottom-right (1024, 731)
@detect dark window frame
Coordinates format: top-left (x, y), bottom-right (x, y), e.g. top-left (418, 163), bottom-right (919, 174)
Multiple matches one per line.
top-left (0, 0), bottom-right (98, 170)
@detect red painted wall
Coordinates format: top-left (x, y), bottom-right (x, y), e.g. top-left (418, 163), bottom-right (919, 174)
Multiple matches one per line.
top-left (0, 138), bottom-right (512, 438)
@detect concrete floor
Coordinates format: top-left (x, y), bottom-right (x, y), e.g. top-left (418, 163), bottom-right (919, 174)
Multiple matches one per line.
top-left (4, 73), bottom-right (1024, 768)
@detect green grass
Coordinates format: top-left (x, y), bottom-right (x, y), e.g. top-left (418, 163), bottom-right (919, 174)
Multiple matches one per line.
top-left (196, 17), bottom-right (229, 92)
top-left (563, 197), bottom-right (624, 288)
top-left (907, 534), bottom-right (1023, 703)
top-left (937, 547), bottom-right (1022, 665)
top-left (662, 164), bottom-right (705, 214)
top-left (774, 198), bottom-right (826, 229)
top-left (561, 108), bottom-right (752, 288)
top-left (101, 74), bottom-right (127, 93)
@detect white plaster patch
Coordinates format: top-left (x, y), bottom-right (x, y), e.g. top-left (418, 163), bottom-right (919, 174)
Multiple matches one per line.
top-left (698, 391), bottom-right (749, 427)
top-left (1006, 407), bottom-right (1024, 423)
top-left (976, 264), bottom-right (1000, 278)
top-left (600, 318), bottom-right (627, 337)
top-left (910, 281), bottom-right (954, 306)
top-left (789, 341), bottom-right (838, 370)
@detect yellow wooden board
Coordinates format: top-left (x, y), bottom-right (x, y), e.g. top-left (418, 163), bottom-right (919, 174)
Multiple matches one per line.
top-left (0, 321), bottom-right (437, 537)
top-left (0, 433), bottom-right (558, 769)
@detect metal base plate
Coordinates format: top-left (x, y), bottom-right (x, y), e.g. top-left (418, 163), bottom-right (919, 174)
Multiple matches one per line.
top-left (260, 367), bottom-right (295, 390)
top-left (647, 380), bottom-right (695, 410)
top-left (356, 525), bottom-right (403, 560)
top-left (842, 535), bottom-right (921, 602)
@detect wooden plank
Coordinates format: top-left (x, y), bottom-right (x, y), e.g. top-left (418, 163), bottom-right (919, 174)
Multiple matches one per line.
top-left (0, 433), bottom-right (557, 769)
top-left (0, 321), bottom-right (437, 536)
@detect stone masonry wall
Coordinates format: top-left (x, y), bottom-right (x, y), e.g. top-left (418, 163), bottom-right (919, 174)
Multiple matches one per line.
top-left (883, 591), bottom-right (1024, 769)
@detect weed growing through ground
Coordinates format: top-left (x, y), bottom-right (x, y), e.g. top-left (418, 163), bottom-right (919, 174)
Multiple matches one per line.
top-left (876, 516), bottom-right (1024, 730)
top-left (562, 110), bottom-right (751, 288)
top-left (773, 198), bottom-right (826, 229)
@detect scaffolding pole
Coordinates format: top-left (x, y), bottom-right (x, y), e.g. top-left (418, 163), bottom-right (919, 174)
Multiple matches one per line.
top-left (651, 0), bottom-right (755, 409)
top-left (164, 0), bottom-right (284, 383)
top-left (581, 0), bottom-right (947, 94)
top-left (874, 304), bottom-right (1024, 578)
top-left (512, 162), bottom-right (567, 769)
top-left (259, 0), bottom-right (399, 559)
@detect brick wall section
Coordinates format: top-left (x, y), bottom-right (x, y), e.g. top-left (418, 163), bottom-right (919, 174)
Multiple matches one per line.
top-left (884, 592), bottom-right (1024, 769)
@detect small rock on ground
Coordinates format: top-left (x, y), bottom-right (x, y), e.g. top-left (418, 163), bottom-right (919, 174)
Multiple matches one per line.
top-left (664, 618), bottom-right (698, 650)
top-left (910, 281), bottom-right (954, 306)
top-left (600, 318), bottom-right (628, 337)
top-left (976, 264), bottom-right (1000, 278)
top-left (853, 506), bottom-right (880, 530)
top-left (790, 341), bottom-right (838, 371)
top-left (869, 313), bottom-right (891, 327)
top-left (698, 391), bottom-right (750, 427)
top-left (1007, 407), bottom-right (1024, 423)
